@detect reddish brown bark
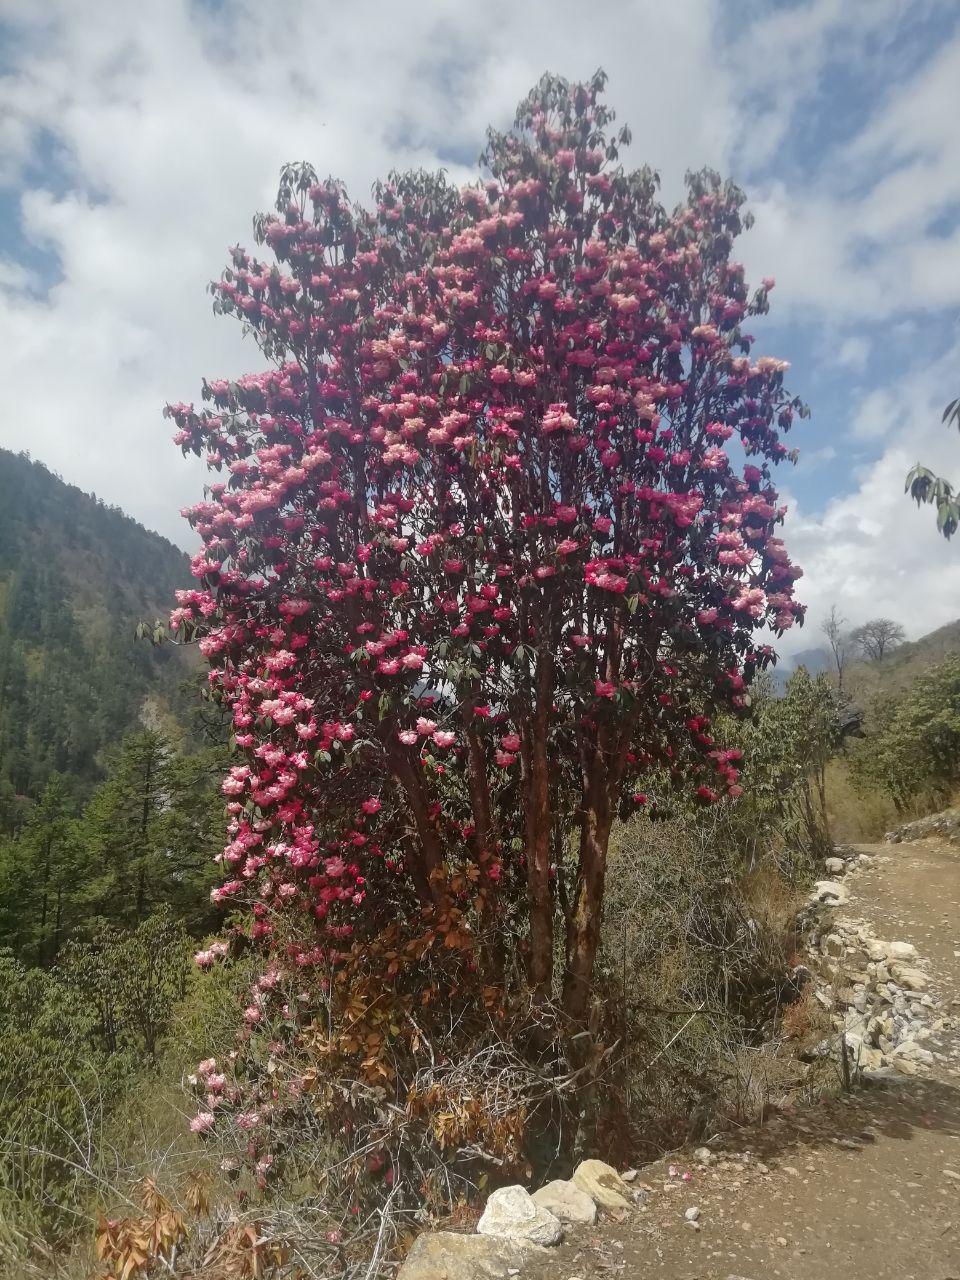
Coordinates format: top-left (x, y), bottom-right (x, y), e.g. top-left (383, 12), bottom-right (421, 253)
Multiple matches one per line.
top-left (562, 698), bottom-right (639, 1027)
top-left (562, 749), bottom-right (614, 1027)
top-left (463, 690), bottom-right (494, 859)
top-left (523, 648), bottom-right (555, 1001)
top-left (388, 747), bottom-right (446, 906)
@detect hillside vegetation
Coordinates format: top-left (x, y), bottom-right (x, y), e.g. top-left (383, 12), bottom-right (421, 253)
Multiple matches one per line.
top-left (778, 618), bottom-right (960, 703)
top-left (805, 619), bottom-right (960, 842)
top-left (0, 449), bottom-right (193, 832)
top-left (844, 618), bottom-right (960, 702)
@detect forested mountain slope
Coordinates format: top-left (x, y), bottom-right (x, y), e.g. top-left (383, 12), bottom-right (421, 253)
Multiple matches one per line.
top-left (0, 449), bottom-right (191, 829)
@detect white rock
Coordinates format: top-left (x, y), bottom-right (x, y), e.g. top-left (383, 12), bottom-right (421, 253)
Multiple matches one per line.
top-left (824, 856), bottom-right (845, 875)
top-left (685, 1206), bottom-right (700, 1222)
top-left (892, 1039), bottom-right (921, 1058)
top-left (812, 880), bottom-right (849, 906)
top-left (477, 1186), bottom-right (562, 1246)
top-left (694, 1146), bottom-right (717, 1166)
top-left (892, 965), bottom-right (929, 992)
top-left (398, 1231), bottom-right (545, 1279)
top-left (893, 1057), bottom-right (920, 1076)
top-left (571, 1159), bottom-right (634, 1211)
top-left (531, 1180), bottom-right (597, 1226)
top-left (886, 941), bottom-right (919, 962)
top-left (844, 1031), bottom-right (865, 1057)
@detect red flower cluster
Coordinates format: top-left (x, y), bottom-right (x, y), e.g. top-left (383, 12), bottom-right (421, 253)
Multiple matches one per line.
top-left (168, 73), bottom-right (805, 1033)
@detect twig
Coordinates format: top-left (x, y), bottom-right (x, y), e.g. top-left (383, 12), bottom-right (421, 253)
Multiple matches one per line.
top-left (638, 1003), bottom-right (706, 1073)
top-left (363, 1180), bottom-right (400, 1280)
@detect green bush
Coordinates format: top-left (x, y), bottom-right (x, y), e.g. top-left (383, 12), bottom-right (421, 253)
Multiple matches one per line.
top-left (850, 656), bottom-right (960, 812)
top-left (0, 910), bottom-right (192, 1251)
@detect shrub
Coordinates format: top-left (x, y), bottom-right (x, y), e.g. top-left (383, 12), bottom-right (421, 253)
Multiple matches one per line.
top-left (850, 656), bottom-right (960, 811)
top-left (165, 68), bottom-right (806, 1225)
top-left (593, 811), bottom-right (806, 1160)
top-left (0, 911), bottom-right (191, 1254)
top-left (721, 668), bottom-right (840, 869)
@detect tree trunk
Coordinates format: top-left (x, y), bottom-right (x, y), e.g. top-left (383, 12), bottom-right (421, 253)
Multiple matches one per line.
top-left (562, 763), bottom-right (613, 1027)
top-left (463, 696), bottom-right (504, 980)
top-left (523, 650), bottom-right (555, 1002)
top-left (388, 748), bottom-right (447, 906)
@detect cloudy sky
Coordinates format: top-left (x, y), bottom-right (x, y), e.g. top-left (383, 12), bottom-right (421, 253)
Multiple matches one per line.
top-left (1, 0), bottom-right (959, 654)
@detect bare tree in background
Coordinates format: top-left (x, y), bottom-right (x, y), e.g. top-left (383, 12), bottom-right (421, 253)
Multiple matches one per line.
top-left (821, 604), bottom-right (849, 693)
top-left (850, 617), bottom-right (906, 662)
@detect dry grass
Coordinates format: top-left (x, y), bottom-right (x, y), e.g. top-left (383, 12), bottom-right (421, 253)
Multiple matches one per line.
top-left (822, 756), bottom-right (960, 844)
top-left (593, 814), bottom-right (813, 1160)
top-left (823, 757), bottom-right (900, 843)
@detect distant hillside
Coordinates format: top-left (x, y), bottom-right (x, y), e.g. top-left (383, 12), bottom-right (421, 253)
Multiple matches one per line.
top-left (844, 618), bottom-right (960, 705)
top-left (0, 449), bottom-right (191, 829)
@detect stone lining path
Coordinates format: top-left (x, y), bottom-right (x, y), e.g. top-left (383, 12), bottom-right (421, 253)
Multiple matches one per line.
top-left (403, 835), bottom-right (960, 1278)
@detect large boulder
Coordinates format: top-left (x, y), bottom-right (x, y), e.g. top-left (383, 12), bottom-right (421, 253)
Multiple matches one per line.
top-left (571, 1158), bottom-right (634, 1211)
top-left (398, 1231), bottom-right (545, 1279)
top-left (532, 1178), bottom-right (597, 1225)
top-left (476, 1185), bottom-right (562, 1245)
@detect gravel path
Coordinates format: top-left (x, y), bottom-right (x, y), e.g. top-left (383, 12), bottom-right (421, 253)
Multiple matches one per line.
top-left (522, 837), bottom-right (960, 1280)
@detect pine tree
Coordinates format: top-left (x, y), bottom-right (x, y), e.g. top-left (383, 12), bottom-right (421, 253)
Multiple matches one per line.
top-left (0, 776), bottom-right (86, 964)
top-left (80, 731), bottom-right (223, 932)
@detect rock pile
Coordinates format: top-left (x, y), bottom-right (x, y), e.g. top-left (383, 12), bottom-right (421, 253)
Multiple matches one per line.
top-left (397, 1160), bottom-right (634, 1278)
top-left (804, 848), bottom-right (952, 1078)
top-left (885, 808), bottom-right (960, 845)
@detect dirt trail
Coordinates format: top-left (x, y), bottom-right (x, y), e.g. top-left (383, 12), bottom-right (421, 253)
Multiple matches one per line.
top-left (527, 837), bottom-right (960, 1280)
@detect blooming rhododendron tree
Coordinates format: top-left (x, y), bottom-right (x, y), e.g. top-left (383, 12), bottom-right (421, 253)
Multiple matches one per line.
top-left (168, 72), bottom-right (805, 1063)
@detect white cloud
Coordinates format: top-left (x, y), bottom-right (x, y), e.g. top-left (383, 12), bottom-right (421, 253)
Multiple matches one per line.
top-left (0, 257), bottom-right (38, 292)
top-left (780, 340), bottom-right (960, 653)
top-left (736, 8), bottom-right (960, 323)
top-left (852, 388), bottom-right (897, 442)
top-left (803, 445), bottom-right (838, 469)
top-left (836, 335), bottom-right (870, 371)
top-left (725, 0), bottom-right (920, 171)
